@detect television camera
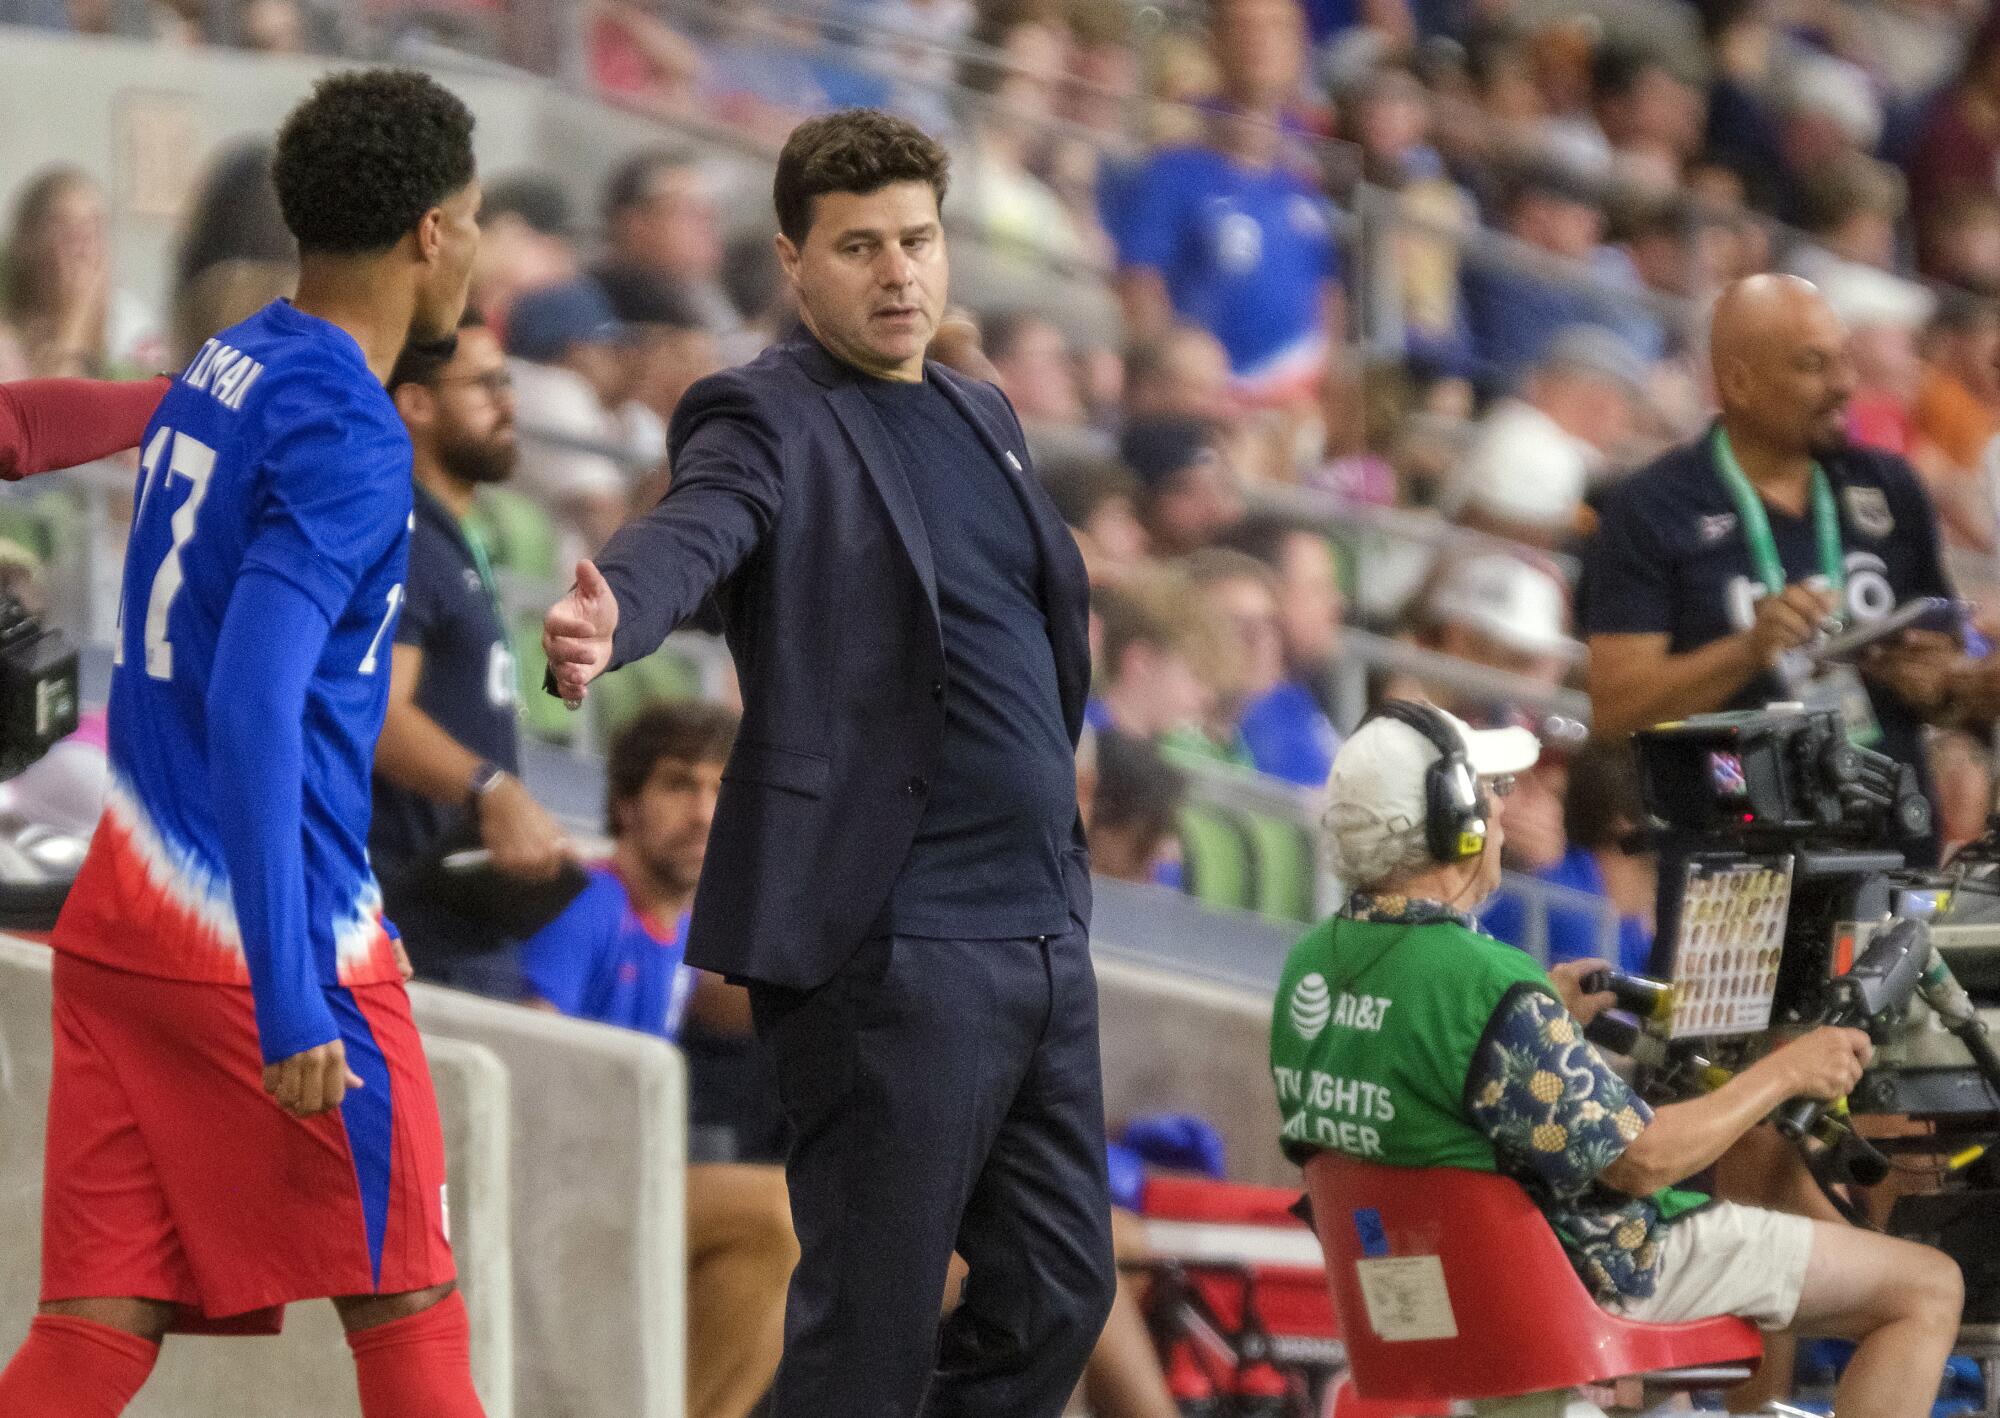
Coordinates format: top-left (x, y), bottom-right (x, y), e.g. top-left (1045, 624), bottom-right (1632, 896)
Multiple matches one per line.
top-left (1592, 707), bottom-right (2000, 1310)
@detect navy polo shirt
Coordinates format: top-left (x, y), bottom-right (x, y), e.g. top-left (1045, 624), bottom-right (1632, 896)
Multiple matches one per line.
top-left (857, 372), bottom-right (1074, 939)
top-left (369, 483), bottom-right (522, 950)
top-left (1582, 431), bottom-right (1952, 789)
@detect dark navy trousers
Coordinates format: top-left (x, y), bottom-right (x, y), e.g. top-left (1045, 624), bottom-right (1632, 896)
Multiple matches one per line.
top-left (748, 927), bottom-right (1116, 1418)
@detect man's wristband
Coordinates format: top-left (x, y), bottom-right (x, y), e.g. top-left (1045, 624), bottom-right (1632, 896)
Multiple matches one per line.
top-left (468, 759), bottom-right (507, 804)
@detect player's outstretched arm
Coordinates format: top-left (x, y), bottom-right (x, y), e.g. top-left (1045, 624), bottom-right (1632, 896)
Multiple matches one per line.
top-left (0, 375), bottom-right (171, 479)
top-left (208, 566), bottom-right (360, 1118)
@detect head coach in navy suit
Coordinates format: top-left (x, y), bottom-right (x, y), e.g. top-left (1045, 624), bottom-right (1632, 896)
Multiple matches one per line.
top-left (543, 109), bottom-right (1115, 1416)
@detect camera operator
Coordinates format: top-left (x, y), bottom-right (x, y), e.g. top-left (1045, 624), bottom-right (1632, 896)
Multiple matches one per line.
top-left (1585, 275), bottom-right (1968, 862)
top-left (1274, 701), bottom-right (1963, 1418)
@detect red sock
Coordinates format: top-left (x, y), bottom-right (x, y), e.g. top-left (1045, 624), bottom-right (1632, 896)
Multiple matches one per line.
top-left (0, 1314), bottom-right (158, 1417)
top-left (346, 1289), bottom-right (486, 1418)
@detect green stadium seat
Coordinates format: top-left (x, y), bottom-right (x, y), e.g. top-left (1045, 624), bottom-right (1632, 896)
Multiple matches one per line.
top-left (468, 486), bottom-right (559, 578)
top-left (590, 647), bottom-right (704, 742)
top-left (1245, 810), bottom-right (1316, 923)
top-left (1177, 803), bottom-right (1255, 914)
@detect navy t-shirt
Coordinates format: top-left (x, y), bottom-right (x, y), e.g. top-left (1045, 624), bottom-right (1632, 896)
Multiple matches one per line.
top-left (1582, 431), bottom-right (1952, 786)
top-left (369, 483), bottom-right (521, 951)
top-left (857, 373), bottom-right (1074, 939)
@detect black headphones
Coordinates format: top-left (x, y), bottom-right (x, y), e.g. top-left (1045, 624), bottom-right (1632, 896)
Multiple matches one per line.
top-left (1365, 700), bottom-right (1489, 864)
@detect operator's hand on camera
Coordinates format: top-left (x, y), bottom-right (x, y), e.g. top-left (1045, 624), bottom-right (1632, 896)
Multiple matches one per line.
top-left (1746, 583), bottom-right (1839, 668)
top-left (1778, 1025), bottom-right (1873, 1102)
top-left (1861, 629), bottom-right (1961, 715)
top-left (1549, 958), bottom-right (1617, 1025)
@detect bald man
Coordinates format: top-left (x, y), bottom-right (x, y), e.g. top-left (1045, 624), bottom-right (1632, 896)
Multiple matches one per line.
top-left (1584, 274), bottom-right (1962, 856)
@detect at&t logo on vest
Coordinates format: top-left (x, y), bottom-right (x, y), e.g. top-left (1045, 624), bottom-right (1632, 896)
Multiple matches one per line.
top-left (1291, 973), bottom-right (1331, 1041)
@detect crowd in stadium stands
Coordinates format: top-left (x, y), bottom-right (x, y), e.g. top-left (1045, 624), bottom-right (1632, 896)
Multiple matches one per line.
top-left (12, 0), bottom-right (2000, 1015)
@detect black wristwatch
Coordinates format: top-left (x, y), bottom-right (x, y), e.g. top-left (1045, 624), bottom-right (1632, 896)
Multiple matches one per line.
top-left (468, 759), bottom-right (507, 804)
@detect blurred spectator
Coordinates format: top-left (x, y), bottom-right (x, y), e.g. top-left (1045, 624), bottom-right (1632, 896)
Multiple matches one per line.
top-left (1344, 62), bottom-right (1476, 372)
top-left (953, 17), bottom-right (1097, 269)
top-left (1907, 9), bottom-right (2000, 263)
top-left (1119, 415), bottom-right (1244, 555)
top-left (1089, 568), bottom-right (1223, 742)
top-left (1123, 323), bottom-right (1236, 421)
top-left (1772, 50), bottom-right (1884, 221)
top-left (1111, 0), bottom-right (1342, 408)
top-left (517, 699), bottom-right (797, 1418)
top-left (1932, 728), bottom-right (1996, 860)
top-left (720, 230), bottom-right (792, 351)
top-left (1401, 551), bottom-right (1580, 713)
top-left (599, 149), bottom-right (741, 341)
top-left (171, 140), bottom-right (294, 363)
top-left (1221, 516), bottom-right (1344, 786)
top-left (985, 309), bottom-right (1085, 427)
top-left (594, 262), bottom-right (723, 430)
top-left (171, 258), bottom-right (296, 366)
top-left (3, 166), bottom-right (163, 377)
top-left (1700, 0), bottom-right (1786, 190)
top-left (1481, 738), bottom-right (1656, 975)
top-left (1460, 165), bottom-right (1643, 378)
top-left (1792, 156), bottom-right (1907, 278)
top-left (1179, 547), bottom-right (1282, 765)
top-left (1041, 457), bottom-right (1150, 585)
top-left (1086, 730), bottom-right (1187, 883)
top-left (1912, 293), bottom-right (2000, 553)
top-left (1919, 190), bottom-right (2000, 292)
top-left (235, 0), bottom-right (312, 52)
top-left (1584, 46), bottom-right (1705, 196)
top-left (1436, 325), bottom-right (1643, 546)
top-left (506, 278), bottom-right (664, 560)
top-left (589, 0), bottom-right (707, 121)
top-left (473, 174), bottom-right (581, 336)
top-left (1305, 348), bottom-right (1400, 505)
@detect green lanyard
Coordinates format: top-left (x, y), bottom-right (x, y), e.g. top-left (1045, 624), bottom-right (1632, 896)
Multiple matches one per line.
top-left (1709, 426), bottom-right (1845, 602)
top-left (460, 517), bottom-right (505, 627)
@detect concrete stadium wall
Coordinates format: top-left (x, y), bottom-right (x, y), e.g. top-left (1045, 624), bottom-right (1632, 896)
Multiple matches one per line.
top-left (0, 937), bottom-right (515, 1416)
top-left (409, 985), bottom-right (687, 1418)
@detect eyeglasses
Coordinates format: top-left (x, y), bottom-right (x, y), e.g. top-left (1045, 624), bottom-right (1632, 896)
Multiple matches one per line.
top-left (1484, 774), bottom-right (1517, 798)
top-left (433, 369), bottom-right (513, 396)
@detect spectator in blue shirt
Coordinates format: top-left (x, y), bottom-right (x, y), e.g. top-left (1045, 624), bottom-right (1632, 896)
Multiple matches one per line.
top-left (519, 700), bottom-right (798, 1418)
top-left (1222, 516), bottom-right (1346, 787)
top-left (1482, 740), bottom-right (1656, 976)
top-left (1111, 0), bottom-right (1344, 408)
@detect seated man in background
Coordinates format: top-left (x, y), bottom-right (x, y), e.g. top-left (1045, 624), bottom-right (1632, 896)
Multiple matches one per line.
top-left (517, 700), bottom-right (795, 1418)
top-left (1086, 731), bottom-right (1187, 886)
top-left (1481, 739), bottom-right (1656, 976)
top-left (1273, 703), bottom-right (1961, 1418)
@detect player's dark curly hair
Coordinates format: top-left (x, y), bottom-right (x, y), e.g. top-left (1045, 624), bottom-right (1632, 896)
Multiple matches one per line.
top-left (772, 109), bottom-right (948, 245)
top-left (272, 69), bottom-right (476, 255)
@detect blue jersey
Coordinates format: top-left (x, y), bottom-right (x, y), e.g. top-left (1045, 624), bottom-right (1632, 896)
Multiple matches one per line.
top-left (518, 865), bottom-right (695, 1042)
top-left (1111, 145), bottom-right (1339, 380)
top-left (54, 300), bottom-right (412, 993)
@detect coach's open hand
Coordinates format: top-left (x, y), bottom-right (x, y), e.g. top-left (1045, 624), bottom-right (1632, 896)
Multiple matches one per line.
top-left (264, 1039), bottom-right (364, 1119)
top-left (543, 559), bottom-right (619, 705)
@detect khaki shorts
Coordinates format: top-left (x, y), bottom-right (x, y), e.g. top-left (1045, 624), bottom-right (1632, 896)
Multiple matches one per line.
top-left (1613, 1201), bottom-right (1816, 1331)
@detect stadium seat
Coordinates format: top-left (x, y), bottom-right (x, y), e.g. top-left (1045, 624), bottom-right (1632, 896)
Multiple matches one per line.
top-left (590, 647), bottom-right (703, 740)
top-left (1304, 1153), bottom-right (1761, 1408)
top-left (1178, 804), bottom-right (1255, 913)
top-left (468, 487), bottom-right (558, 580)
top-left (1245, 811), bottom-right (1316, 923)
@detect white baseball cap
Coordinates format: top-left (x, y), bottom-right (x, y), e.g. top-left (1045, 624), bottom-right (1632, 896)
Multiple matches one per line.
top-left (1324, 705), bottom-right (1541, 879)
top-left (1427, 552), bottom-right (1582, 661)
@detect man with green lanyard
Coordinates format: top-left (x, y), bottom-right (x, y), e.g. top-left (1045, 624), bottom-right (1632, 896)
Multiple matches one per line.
top-left (370, 313), bottom-right (573, 988)
top-left (1585, 274), bottom-right (1967, 862)
top-left (1273, 701), bottom-right (1963, 1417)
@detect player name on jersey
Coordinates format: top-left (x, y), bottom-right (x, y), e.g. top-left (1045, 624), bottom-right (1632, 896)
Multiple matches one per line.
top-left (184, 337), bottom-right (267, 412)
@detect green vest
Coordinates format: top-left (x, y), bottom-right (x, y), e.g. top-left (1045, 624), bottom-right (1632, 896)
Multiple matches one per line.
top-left (1269, 914), bottom-right (1552, 1169)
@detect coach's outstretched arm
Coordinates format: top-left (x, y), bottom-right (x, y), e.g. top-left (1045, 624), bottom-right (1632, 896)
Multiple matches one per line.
top-left (209, 568), bottom-right (363, 1117)
top-left (545, 372), bottom-right (784, 703)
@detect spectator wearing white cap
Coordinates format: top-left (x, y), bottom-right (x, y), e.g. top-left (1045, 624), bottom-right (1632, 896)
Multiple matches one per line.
top-left (1416, 551), bottom-right (1581, 694)
top-left (1276, 704), bottom-right (1962, 1399)
top-left (1436, 325), bottom-right (1642, 548)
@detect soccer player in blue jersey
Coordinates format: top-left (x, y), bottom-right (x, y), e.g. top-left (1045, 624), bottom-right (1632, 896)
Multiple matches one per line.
top-left (0, 70), bottom-right (491, 1418)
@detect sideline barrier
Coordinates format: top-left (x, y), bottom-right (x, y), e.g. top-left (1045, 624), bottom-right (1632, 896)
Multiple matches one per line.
top-left (409, 985), bottom-right (688, 1418)
top-left (0, 937), bottom-right (516, 1417)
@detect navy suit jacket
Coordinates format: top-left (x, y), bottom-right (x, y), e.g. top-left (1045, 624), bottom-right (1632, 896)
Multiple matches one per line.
top-left (592, 329), bottom-right (1094, 989)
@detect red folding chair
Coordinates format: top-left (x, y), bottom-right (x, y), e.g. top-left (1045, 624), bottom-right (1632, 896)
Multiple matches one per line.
top-left (1304, 1154), bottom-right (1762, 1409)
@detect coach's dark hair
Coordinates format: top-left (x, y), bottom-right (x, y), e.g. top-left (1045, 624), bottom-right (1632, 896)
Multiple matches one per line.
top-left (273, 69), bottom-right (476, 255)
top-left (387, 310), bottom-right (485, 394)
top-left (772, 109), bottom-right (949, 245)
top-left (605, 700), bottom-right (740, 833)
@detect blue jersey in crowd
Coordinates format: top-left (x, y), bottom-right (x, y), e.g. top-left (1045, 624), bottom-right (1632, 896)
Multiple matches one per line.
top-left (1111, 145), bottom-right (1339, 381)
top-left (519, 864), bottom-right (696, 1041)
top-left (53, 300), bottom-right (413, 1054)
top-left (1481, 847), bottom-right (1653, 977)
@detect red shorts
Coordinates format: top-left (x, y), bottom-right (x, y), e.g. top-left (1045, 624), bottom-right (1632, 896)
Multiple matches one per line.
top-left (39, 952), bottom-right (456, 1332)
